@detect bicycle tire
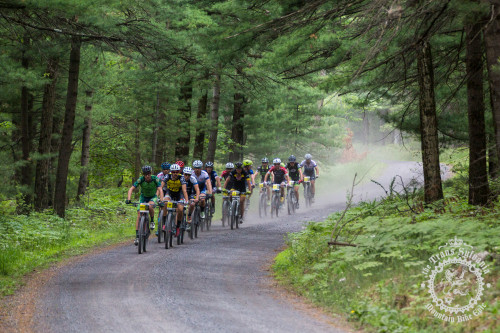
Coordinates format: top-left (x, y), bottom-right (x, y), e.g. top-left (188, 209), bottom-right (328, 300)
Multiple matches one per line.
top-left (259, 193), bottom-right (265, 218)
top-left (235, 202), bottom-right (240, 229)
top-left (143, 217), bottom-right (148, 253)
top-left (157, 210), bottom-right (163, 243)
top-left (165, 213), bottom-right (172, 249)
top-left (230, 201), bottom-right (237, 230)
top-left (287, 192), bottom-right (292, 215)
top-left (195, 207), bottom-right (199, 238)
top-left (274, 195), bottom-right (280, 217)
top-left (222, 200), bottom-right (229, 227)
top-left (138, 215), bottom-right (145, 254)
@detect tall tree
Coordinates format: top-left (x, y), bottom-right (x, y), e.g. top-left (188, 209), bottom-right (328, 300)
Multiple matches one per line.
top-left (466, 16), bottom-right (489, 205)
top-left (34, 56), bottom-right (59, 211)
top-left (193, 79), bottom-right (208, 161)
top-left (174, 79), bottom-right (193, 161)
top-left (207, 72), bottom-right (221, 162)
top-left (76, 89), bottom-right (93, 200)
top-left (54, 36), bottom-right (82, 217)
top-left (416, 40), bottom-right (443, 203)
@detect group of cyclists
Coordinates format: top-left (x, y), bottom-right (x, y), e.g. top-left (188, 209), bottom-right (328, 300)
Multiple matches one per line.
top-left (126, 154), bottom-right (319, 246)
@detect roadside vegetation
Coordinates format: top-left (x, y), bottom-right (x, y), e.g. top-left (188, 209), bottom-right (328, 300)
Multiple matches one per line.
top-left (273, 147), bottom-right (500, 333)
top-left (0, 188), bottom-right (136, 296)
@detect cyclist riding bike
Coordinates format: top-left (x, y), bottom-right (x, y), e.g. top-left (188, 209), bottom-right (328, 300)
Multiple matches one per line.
top-left (255, 157), bottom-right (271, 200)
top-left (299, 153), bottom-right (319, 202)
top-left (263, 158), bottom-right (290, 203)
top-left (243, 159), bottom-right (256, 188)
top-left (157, 162), bottom-right (171, 193)
top-left (220, 162), bottom-right (234, 184)
top-left (204, 161), bottom-right (221, 213)
top-left (286, 155), bottom-right (303, 208)
top-left (223, 162), bottom-right (252, 223)
top-left (192, 160), bottom-right (213, 219)
top-left (126, 165), bottom-right (163, 246)
top-left (160, 163), bottom-right (188, 237)
top-left (183, 167), bottom-right (200, 230)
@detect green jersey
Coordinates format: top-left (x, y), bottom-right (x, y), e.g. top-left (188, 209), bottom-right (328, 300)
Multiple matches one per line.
top-left (133, 175), bottom-right (161, 197)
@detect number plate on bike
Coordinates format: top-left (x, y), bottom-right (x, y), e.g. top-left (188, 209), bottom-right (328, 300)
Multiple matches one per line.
top-left (304, 177), bottom-right (310, 182)
top-left (259, 183), bottom-right (264, 188)
top-left (273, 184), bottom-right (279, 190)
top-left (231, 191), bottom-right (239, 196)
top-left (167, 202), bottom-right (174, 209)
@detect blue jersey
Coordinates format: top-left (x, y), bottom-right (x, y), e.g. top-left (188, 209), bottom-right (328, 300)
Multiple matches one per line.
top-left (194, 170), bottom-right (210, 191)
top-left (205, 170), bottom-right (218, 188)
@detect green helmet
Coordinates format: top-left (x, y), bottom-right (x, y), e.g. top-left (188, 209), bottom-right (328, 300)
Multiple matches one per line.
top-left (243, 159), bottom-right (253, 167)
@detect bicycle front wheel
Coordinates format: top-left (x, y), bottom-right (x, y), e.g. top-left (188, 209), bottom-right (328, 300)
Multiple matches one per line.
top-left (157, 210), bottom-right (163, 243)
top-left (273, 195), bottom-right (280, 217)
top-left (230, 201), bottom-right (237, 230)
top-left (138, 215), bottom-right (145, 254)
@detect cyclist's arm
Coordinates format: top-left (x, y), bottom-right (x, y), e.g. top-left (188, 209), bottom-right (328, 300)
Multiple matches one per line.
top-left (157, 186), bottom-right (163, 202)
top-left (182, 184), bottom-right (188, 202)
top-left (315, 166), bottom-right (319, 177)
top-left (206, 178), bottom-right (213, 195)
top-left (251, 173), bottom-right (256, 185)
top-left (247, 178), bottom-right (252, 193)
top-left (223, 176), bottom-right (230, 189)
top-left (215, 176), bottom-right (221, 188)
top-left (263, 171), bottom-right (269, 183)
top-left (127, 185), bottom-right (136, 201)
top-left (194, 184), bottom-right (200, 199)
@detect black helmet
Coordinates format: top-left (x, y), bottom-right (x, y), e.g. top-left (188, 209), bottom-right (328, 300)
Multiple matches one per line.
top-left (288, 155), bottom-right (296, 162)
top-left (142, 165), bottom-right (152, 174)
top-left (262, 157), bottom-right (269, 163)
top-left (234, 162), bottom-right (243, 168)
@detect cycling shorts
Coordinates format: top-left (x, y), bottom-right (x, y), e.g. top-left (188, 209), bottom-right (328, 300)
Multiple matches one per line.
top-left (138, 195), bottom-right (157, 210)
top-left (166, 192), bottom-right (182, 202)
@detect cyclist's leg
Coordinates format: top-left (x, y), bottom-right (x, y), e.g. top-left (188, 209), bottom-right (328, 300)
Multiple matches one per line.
top-left (294, 183), bottom-right (300, 201)
top-left (239, 195), bottom-right (246, 218)
top-left (311, 179), bottom-right (316, 197)
top-left (199, 192), bottom-right (206, 211)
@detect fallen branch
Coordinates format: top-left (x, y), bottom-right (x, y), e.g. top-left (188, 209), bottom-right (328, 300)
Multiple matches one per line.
top-left (328, 241), bottom-right (358, 247)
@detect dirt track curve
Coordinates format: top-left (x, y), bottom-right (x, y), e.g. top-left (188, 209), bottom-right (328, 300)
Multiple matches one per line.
top-left (6, 161), bottom-right (447, 333)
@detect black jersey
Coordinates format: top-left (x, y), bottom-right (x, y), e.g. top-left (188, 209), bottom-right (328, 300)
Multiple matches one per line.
top-left (286, 162), bottom-right (301, 181)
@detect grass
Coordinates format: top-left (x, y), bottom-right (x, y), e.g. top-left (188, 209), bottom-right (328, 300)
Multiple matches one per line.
top-left (272, 146), bottom-right (500, 333)
top-left (0, 187), bottom-right (137, 296)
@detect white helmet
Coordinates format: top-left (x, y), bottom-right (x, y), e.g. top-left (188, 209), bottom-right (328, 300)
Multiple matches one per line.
top-left (183, 167), bottom-right (193, 175)
top-left (170, 164), bottom-right (180, 171)
top-left (192, 160), bottom-right (203, 168)
top-left (273, 158), bottom-right (281, 164)
top-left (305, 153), bottom-right (312, 160)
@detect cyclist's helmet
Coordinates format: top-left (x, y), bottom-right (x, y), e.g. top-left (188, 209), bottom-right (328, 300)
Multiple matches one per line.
top-left (183, 167), bottom-right (193, 175)
top-left (142, 165), bottom-right (152, 174)
top-left (262, 157), bottom-right (269, 163)
top-left (226, 162), bottom-right (234, 169)
top-left (193, 160), bottom-right (203, 168)
top-left (243, 159), bottom-right (253, 167)
top-left (161, 162), bottom-right (171, 170)
top-left (288, 155), bottom-right (296, 162)
top-left (170, 164), bottom-right (181, 172)
top-left (273, 158), bottom-right (281, 164)
top-left (305, 153), bottom-right (312, 160)
top-left (234, 162), bottom-right (243, 168)
top-left (176, 160), bottom-right (185, 168)
top-left (205, 161), bottom-right (214, 168)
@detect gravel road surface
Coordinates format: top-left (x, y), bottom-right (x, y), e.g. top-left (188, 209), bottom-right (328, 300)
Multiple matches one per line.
top-left (29, 161), bottom-right (445, 333)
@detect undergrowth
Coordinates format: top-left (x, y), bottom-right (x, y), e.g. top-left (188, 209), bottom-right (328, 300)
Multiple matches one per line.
top-left (0, 188), bottom-right (136, 296)
top-left (273, 158), bottom-right (500, 333)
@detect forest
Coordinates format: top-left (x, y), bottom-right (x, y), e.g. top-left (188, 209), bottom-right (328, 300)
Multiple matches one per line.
top-left (1, 0), bottom-right (499, 218)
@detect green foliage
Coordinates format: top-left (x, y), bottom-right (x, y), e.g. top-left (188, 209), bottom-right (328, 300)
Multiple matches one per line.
top-left (0, 188), bottom-right (134, 296)
top-left (273, 167), bottom-right (500, 332)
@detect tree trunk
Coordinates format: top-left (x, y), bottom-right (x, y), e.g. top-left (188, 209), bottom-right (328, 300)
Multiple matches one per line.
top-left (193, 89), bottom-right (208, 161)
top-left (228, 91), bottom-right (245, 161)
top-left (155, 107), bottom-right (167, 165)
top-left (34, 57), bottom-right (59, 211)
top-left (466, 21), bottom-right (489, 205)
top-left (152, 92), bottom-right (160, 166)
top-left (134, 118), bottom-right (141, 182)
top-left (76, 89), bottom-right (93, 200)
top-left (174, 80), bottom-right (192, 162)
top-left (207, 72), bottom-right (221, 162)
top-left (484, 3), bottom-right (500, 177)
top-left (416, 40), bottom-right (443, 203)
top-left (18, 37), bottom-right (33, 214)
top-left (54, 36), bottom-right (82, 218)
top-left (48, 105), bottom-right (63, 207)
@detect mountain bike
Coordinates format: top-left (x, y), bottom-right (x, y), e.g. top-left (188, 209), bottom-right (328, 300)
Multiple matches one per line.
top-left (287, 181), bottom-right (297, 215)
top-left (163, 200), bottom-right (183, 249)
top-left (258, 182), bottom-right (269, 218)
top-left (189, 199), bottom-right (201, 240)
top-left (303, 176), bottom-right (312, 207)
top-left (203, 194), bottom-right (213, 231)
top-left (129, 202), bottom-right (151, 254)
top-left (229, 190), bottom-right (242, 230)
top-left (221, 190), bottom-right (230, 227)
top-left (270, 183), bottom-right (283, 218)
